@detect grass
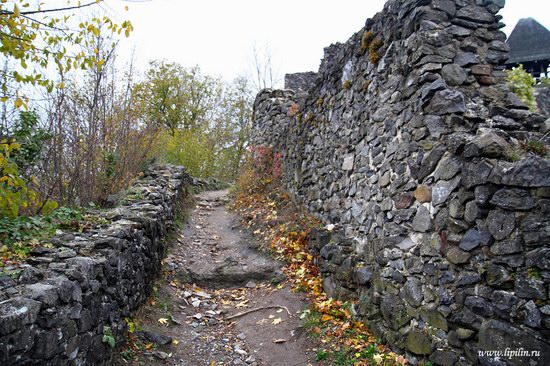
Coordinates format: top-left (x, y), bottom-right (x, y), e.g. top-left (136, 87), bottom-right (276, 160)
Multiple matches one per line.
top-left (368, 38), bottom-right (383, 64)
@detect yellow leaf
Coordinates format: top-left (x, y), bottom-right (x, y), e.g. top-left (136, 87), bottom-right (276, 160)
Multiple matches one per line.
top-left (172, 339), bottom-right (180, 345)
top-left (13, 4), bottom-right (20, 17)
top-left (321, 314), bottom-right (332, 322)
top-left (14, 98), bottom-right (23, 108)
top-left (272, 317), bottom-right (283, 325)
top-left (158, 318), bottom-right (169, 325)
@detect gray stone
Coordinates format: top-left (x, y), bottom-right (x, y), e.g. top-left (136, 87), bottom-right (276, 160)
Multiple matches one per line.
top-left (431, 0), bottom-right (456, 16)
top-left (474, 132), bottom-right (512, 158)
top-left (446, 247), bottom-right (471, 264)
top-left (419, 233), bottom-right (442, 256)
top-left (478, 320), bottom-right (550, 365)
top-left (464, 201), bottom-right (480, 223)
top-left (463, 160), bottom-right (494, 189)
top-left (520, 212), bottom-right (550, 247)
top-left (459, 228), bottom-right (491, 251)
top-left (421, 307), bottom-right (448, 331)
top-left (515, 276), bottom-right (547, 300)
top-left (458, 271), bottom-right (482, 286)
top-left (490, 232), bottom-right (523, 255)
top-left (432, 176), bottom-right (461, 205)
top-left (342, 154), bottom-right (354, 171)
top-left (355, 266), bottom-right (373, 285)
top-left (31, 329), bottom-right (60, 359)
top-left (426, 115), bottom-right (450, 138)
top-left (485, 264), bottom-right (512, 287)
top-left (526, 248), bottom-right (550, 269)
top-left (412, 206), bottom-right (433, 232)
top-left (430, 350), bottom-right (459, 366)
top-left (492, 290), bottom-right (519, 312)
top-left (474, 185), bottom-right (493, 205)
top-left (427, 89), bottom-right (466, 115)
top-left (465, 296), bottom-right (494, 317)
top-left (520, 300), bottom-right (541, 328)
top-left (401, 277), bottom-right (423, 307)
top-left (136, 330), bottom-right (173, 345)
top-left (418, 145), bottom-right (447, 181)
top-left (487, 210), bottom-right (515, 241)
top-left (434, 155), bottom-right (461, 181)
top-left (500, 157), bottom-right (550, 187)
top-left (380, 294), bottom-right (412, 330)
top-left (455, 52), bottom-right (480, 66)
top-left (442, 64), bottom-right (467, 86)
top-left (406, 330), bottom-right (435, 355)
top-left (457, 328), bottom-right (475, 339)
top-left (490, 188), bottom-right (536, 210)
top-left (23, 283), bottom-right (59, 306)
top-left (456, 6), bottom-right (495, 23)
top-left (0, 297), bottom-right (41, 336)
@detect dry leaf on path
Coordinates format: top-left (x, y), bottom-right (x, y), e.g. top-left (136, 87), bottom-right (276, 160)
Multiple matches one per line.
top-left (272, 317), bottom-right (283, 325)
top-left (158, 318), bottom-right (169, 325)
top-left (273, 338), bottom-right (287, 343)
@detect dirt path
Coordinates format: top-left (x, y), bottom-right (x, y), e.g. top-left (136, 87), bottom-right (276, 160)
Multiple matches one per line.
top-left (112, 190), bottom-right (320, 366)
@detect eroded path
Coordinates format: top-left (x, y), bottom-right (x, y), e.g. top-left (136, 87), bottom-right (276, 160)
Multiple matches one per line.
top-left (113, 190), bottom-right (320, 366)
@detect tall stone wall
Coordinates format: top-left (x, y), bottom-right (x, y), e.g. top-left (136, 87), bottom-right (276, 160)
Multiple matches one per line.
top-left (0, 165), bottom-right (190, 365)
top-left (252, 0), bottom-right (550, 364)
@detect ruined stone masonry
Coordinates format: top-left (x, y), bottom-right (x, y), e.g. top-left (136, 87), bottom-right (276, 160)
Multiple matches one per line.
top-left (252, 0), bottom-right (550, 365)
top-left (0, 165), bottom-right (191, 365)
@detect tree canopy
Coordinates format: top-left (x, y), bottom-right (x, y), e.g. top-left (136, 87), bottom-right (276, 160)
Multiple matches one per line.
top-left (0, 0), bottom-right (133, 108)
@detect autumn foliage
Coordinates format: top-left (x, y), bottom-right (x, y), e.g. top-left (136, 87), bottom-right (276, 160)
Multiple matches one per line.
top-left (232, 150), bottom-right (406, 365)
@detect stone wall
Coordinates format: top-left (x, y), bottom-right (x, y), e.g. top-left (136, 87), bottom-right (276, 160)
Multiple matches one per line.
top-left (252, 0), bottom-right (550, 364)
top-left (0, 165), bottom-right (190, 365)
top-left (535, 86), bottom-right (550, 117)
top-left (284, 72), bottom-right (317, 92)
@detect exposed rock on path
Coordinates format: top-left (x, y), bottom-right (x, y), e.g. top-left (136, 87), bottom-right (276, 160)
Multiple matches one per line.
top-left (170, 190), bottom-right (284, 288)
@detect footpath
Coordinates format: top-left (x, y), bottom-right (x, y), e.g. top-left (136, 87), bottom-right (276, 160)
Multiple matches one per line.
top-left (113, 189), bottom-right (322, 366)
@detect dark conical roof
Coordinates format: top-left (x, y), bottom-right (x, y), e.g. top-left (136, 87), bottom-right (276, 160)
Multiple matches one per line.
top-left (506, 17), bottom-right (550, 64)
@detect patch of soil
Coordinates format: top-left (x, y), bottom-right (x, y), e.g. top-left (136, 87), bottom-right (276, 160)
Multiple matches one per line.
top-left (111, 190), bottom-right (324, 366)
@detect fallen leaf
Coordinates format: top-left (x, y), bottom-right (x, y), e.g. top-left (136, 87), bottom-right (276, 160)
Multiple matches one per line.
top-left (194, 291), bottom-right (212, 299)
top-left (235, 300), bottom-right (249, 308)
top-left (273, 338), bottom-right (287, 343)
top-left (272, 317), bottom-right (283, 325)
top-left (158, 318), bottom-right (169, 325)
top-left (172, 339), bottom-right (180, 345)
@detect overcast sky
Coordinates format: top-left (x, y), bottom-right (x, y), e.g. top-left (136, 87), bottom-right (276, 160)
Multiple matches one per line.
top-left (101, 0), bottom-right (550, 86)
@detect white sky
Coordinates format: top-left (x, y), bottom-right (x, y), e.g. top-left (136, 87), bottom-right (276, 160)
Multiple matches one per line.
top-left (100, 0), bottom-right (550, 86)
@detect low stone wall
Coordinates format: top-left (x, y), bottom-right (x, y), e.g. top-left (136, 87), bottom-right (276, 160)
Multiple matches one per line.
top-left (0, 165), bottom-right (190, 365)
top-left (251, 0), bottom-right (550, 364)
top-left (284, 72), bottom-right (317, 92)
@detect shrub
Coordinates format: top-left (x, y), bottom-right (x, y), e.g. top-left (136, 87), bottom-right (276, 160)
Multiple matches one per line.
top-left (359, 30), bottom-right (374, 56)
top-left (0, 140), bottom-right (40, 219)
top-left (368, 38), bottom-right (383, 64)
top-left (235, 146), bottom-right (283, 194)
top-left (507, 64), bottom-right (536, 111)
